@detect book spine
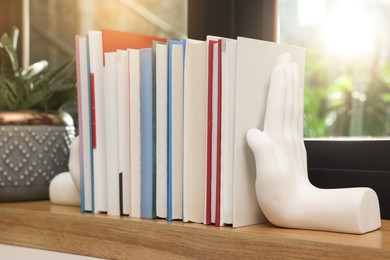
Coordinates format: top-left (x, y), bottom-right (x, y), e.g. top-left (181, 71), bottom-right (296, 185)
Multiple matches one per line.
top-left (140, 48), bottom-right (156, 219)
top-left (205, 41), bottom-right (214, 225)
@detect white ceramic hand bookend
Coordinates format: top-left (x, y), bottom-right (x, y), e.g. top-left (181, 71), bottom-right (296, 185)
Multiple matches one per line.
top-left (49, 136), bottom-right (80, 206)
top-left (246, 53), bottom-right (381, 234)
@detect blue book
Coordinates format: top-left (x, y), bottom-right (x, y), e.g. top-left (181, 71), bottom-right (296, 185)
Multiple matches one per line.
top-left (167, 40), bottom-right (185, 221)
top-left (140, 48), bottom-right (156, 219)
top-left (75, 35), bottom-right (94, 213)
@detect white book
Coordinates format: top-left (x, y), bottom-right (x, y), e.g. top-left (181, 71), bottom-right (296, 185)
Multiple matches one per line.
top-left (171, 42), bottom-right (184, 220)
top-left (155, 43), bottom-right (168, 219)
top-left (75, 35), bottom-right (93, 212)
top-left (182, 39), bottom-right (207, 223)
top-left (211, 41), bottom-right (219, 224)
top-left (104, 52), bottom-right (120, 216)
top-left (128, 49), bottom-right (142, 218)
top-left (233, 37), bottom-right (306, 227)
top-left (87, 30), bottom-right (107, 213)
top-left (117, 49), bottom-right (131, 215)
top-left (167, 40), bottom-right (184, 221)
top-left (220, 38), bottom-right (237, 226)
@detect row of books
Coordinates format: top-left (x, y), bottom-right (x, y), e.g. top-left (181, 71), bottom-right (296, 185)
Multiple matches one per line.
top-left (75, 29), bottom-right (306, 227)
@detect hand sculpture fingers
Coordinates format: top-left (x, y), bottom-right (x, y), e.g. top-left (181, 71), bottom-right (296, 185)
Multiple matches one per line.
top-left (290, 61), bottom-right (307, 177)
top-left (263, 55), bottom-right (291, 170)
top-left (263, 54), bottom-right (303, 175)
top-left (292, 63), bottom-right (308, 174)
top-left (264, 61), bottom-right (287, 138)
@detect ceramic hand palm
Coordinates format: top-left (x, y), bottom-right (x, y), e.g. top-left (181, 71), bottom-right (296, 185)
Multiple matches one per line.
top-left (247, 54), bottom-right (381, 234)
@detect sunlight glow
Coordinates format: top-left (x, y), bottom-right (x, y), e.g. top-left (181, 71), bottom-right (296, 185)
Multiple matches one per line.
top-left (298, 0), bottom-right (326, 26)
top-left (320, 6), bottom-right (376, 58)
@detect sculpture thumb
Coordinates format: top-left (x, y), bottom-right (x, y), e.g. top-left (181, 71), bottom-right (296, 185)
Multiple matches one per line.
top-left (247, 128), bottom-right (268, 153)
top-left (246, 128), bottom-right (279, 171)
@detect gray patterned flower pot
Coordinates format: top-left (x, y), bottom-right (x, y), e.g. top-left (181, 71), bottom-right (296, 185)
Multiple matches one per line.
top-left (0, 111), bottom-right (75, 201)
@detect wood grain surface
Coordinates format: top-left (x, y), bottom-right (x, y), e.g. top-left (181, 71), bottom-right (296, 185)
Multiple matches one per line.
top-left (0, 201), bottom-right (389, 259)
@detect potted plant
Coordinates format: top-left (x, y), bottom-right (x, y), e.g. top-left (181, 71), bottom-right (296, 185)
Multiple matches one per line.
top-left (0, 27), bottom-right (77, 201)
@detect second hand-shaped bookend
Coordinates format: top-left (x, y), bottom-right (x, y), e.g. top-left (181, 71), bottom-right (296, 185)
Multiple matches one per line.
top-left (246, 53), bottom-right (381, 234)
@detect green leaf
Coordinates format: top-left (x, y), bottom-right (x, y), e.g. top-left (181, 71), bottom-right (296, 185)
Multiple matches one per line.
top-left (0, 32), bottom-right (19, 74)
top-left (46, 87), bottom-right (77, 109)
top-left (22, 90), bottom-right (51, 109)
top-left (329, 75), bottom-right (353, 93)
top-left (0, 28), bottom-right (76, 112)
top-left (46, 59), bottom-right (74, 84)
top-left (382, 93), bottom-right (390, 103)
top-left (11, 27), bottom-right (19, 50)
top-left (21, 60), bottom-right (49, 79)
